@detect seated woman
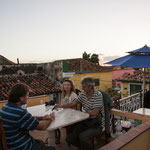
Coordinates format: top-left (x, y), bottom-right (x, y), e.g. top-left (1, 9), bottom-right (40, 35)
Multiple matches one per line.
top-left (55, 79), bottom-right (78, 144)
top-left (61, 79), bottom-right (78, 108)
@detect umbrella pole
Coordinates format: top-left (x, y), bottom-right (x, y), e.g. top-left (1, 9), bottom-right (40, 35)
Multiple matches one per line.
top-left (142, 68), bottom-right (145, 109)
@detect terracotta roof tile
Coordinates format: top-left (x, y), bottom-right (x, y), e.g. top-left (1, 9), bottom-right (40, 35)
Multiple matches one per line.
top-left (0, 74), bottom-right (61, 101)
top-left (59, 58), bottom-right (113, 72)
top-left (118, 70), bottom-right (150, 83)
top-left (0, 55), bottom-right (15, 65)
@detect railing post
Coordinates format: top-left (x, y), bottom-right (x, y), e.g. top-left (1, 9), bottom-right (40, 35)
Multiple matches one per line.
top-left (128, 118), bottom-right (135, 129)
top-left (140, 90), bottom-right (142, 108)
top-left (112, 115), bottom-right (123, 138)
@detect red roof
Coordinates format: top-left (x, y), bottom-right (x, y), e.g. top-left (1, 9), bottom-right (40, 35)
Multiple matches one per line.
top-left (0, 74), bottom-right (61, 101)
top-left (118, 70), bottom-right (150, 83)
top-left (59, 58), bottom-right (113, 72)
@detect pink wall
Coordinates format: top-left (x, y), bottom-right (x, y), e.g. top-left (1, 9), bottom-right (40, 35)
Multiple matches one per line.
top-left (112, 69), bottom-right (134, 88)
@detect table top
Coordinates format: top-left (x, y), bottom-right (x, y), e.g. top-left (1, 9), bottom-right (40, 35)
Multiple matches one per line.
top-left (133, 108), bottom-right (150, 116)
top-left (27, 104), bottom-right (54, 116)
top-left (27, 104), bottom-right (89, 131)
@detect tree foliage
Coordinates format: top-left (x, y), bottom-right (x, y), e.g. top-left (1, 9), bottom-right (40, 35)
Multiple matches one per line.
top-left (82, 51), bottom-right (91, 61)
top-left (82, 51), bottom-right (99, 65)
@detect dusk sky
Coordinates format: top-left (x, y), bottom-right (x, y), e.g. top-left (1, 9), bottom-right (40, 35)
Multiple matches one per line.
top-left (0, 0), bottom-right (150, 64)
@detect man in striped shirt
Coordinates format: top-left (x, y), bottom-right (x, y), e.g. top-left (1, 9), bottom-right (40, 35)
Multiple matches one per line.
top-left (0, 83), bottom-right (56, 150)
top-left (54, 77), bottom-right (104, 150)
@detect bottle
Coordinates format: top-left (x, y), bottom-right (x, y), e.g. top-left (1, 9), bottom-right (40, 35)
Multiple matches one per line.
top-left (40, 100), bottom-right (43, 105)
top-left (21, 104), bottom-right (27, 109)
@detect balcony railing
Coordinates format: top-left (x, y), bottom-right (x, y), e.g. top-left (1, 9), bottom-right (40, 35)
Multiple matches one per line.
top-left (98, 91), bottom-right (149, 150)
top-left (113, 92), bottom-right (142, 112)
top-left (99, 108), bottom-right (150, 150)
top-left (119, 92), bottom-right (142, 112)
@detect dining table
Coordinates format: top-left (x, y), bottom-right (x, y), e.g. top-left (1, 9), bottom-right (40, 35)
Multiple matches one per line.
top-left (27, 104), bottom-right (89, 146)
top-left (133, 108), bottom-right (150, 116)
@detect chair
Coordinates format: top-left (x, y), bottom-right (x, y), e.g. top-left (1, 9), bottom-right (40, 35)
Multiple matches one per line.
top-left (0, 117), bottom-right (7, 150)
top-left (92, 91), bottom-right (114, 150)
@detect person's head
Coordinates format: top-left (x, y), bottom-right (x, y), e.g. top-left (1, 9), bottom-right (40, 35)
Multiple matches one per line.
top-left (8, 83), bottom-right (29, 104)
top-left (62, 79), bottom-right (75, 97)
top-left (81, 77), bottom-right (95, 94)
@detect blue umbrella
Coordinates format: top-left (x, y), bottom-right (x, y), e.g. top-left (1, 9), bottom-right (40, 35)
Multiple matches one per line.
top-left (106, 45), bottom-right (150, 107)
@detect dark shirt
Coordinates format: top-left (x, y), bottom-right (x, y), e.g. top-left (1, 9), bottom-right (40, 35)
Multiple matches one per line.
top-left (144, 91), bottom-right (150, 108)
top-left (0, 102), bottom-right (39, 150)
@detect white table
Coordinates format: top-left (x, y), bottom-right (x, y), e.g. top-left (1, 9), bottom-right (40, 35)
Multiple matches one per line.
top-left (27, 104), bottom-right (53, 116)
top-left (133, 108), bottom-right (150, 116)
top-left (27, 104), bottom-right (89, 146)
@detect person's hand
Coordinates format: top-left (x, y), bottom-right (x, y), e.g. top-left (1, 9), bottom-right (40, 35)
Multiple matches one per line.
top-left (43, 112), bottom-right (55, 121)
top-left (43, 114), bottom-right (50, 120)
top-left (50, 112), bottom-right (55, 121)
top-left (52, 104), bottom-right (62, 110)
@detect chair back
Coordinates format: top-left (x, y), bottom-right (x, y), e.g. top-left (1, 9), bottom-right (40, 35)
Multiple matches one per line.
top-left (99, 90), bottom-right (114, 135)
top-left (0, 117), bottom-right (7, 150)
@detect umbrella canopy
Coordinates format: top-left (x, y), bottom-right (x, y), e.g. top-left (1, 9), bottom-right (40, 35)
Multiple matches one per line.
top-left (128, 44), bottom-right (150, 54)
top-left (106, 45), bottom-right (150, 108)
top-left (107, 45), bottom-right (150, 67)
top-left (107, 54), bottom-right (150, 68)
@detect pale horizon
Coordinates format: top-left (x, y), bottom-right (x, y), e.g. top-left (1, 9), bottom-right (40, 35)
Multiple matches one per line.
top-left (1, 0), bottom-right (150, 64)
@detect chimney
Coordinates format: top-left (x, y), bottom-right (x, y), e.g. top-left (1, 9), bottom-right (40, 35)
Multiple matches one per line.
top-left (17, 58), bottom-right (19, 64)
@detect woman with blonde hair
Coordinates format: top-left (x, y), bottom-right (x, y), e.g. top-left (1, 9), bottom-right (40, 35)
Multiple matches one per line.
top-left (61, 79), bottom-right (77, 106)
top-left (55, 80), bottom-right (78, 144)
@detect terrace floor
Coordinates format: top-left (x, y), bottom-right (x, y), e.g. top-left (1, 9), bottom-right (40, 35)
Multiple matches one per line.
top-left (30, 128), bottom-right (108, 150)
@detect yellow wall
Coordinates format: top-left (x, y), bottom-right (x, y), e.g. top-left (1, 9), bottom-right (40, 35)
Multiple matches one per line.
top-left (121, 129), bottom-right (150, 150)
top-left (121, 81), bottom-right (149, 97)
top-left (122, 82), bottom-right (129, 97)
top-left (70, 71), bottom-right (112, 91)
top-left (27, 95), bottom-right (49, 107)
top-left (0, 101), bottom-right (7, 110)
top-left (0, 95), bottom-right (49, 109)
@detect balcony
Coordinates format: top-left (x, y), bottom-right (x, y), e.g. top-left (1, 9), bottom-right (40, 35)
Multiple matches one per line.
top-left (29, 91), bottom-right (150, 150)
top-left (99, 109), bottom-right (150, 150)
top-left (99, 92), bottom-right (150, 150)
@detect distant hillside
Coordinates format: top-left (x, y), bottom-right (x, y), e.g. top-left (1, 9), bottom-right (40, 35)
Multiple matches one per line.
top-left (0, 55), bottom-right (15, 65)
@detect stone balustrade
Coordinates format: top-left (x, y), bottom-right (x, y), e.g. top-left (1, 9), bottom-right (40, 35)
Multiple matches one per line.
top-left (110, 108), bottom-right (150, 138)
top-left (119, 92), bottom-right (142, 112)
top-left (100, 108), bottom-right (150, 150)
top-left (109, 93), bottom-right (142, 137)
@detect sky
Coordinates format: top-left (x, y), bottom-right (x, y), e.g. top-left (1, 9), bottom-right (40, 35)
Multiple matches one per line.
top-left (0, 0), bottom-right (150, 64)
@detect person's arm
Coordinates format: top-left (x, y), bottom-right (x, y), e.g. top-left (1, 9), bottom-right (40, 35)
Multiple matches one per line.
top-left (53, 100), bottom-right (78, 110)
top-left (35, 114), bottom-right (54, 121)
top-left (71, 92), bottom-right (78, 109)
top-left (36, 120), bottom-right (51, 130)
top-left (35, 116), bottom-right (44, 121)
top-left (87, 108), bottom-right (100, 117)
top-left (36, 113), bottom-right (55, 130)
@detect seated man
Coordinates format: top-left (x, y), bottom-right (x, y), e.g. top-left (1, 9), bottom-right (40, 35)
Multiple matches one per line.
top-left (0, 83), bottom-right (56, 150)
top-left (54, 77), bottom-right (104, 150)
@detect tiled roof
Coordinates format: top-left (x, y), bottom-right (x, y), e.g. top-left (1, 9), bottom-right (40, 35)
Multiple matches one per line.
top-left (60, 58), bottom-right (113, 72)
top-left (0, 64), bottom-right (38, 75)
top-left (0, 55), bottom-right (15, 65)
top-left (118, 70), bottom-right (150, 83)
top-left (0, 74), bottom-right (61, 101)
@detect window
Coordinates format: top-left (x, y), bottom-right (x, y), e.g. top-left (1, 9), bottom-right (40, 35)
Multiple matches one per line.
top-left (63, 61), bottom-right (68, 72)
top-left (130, 84), bottom-right (142, 95)
top-left (94, 78), bottom-right (100, 86)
